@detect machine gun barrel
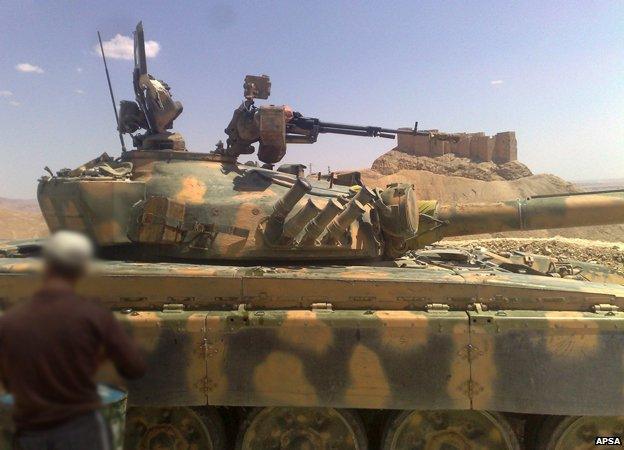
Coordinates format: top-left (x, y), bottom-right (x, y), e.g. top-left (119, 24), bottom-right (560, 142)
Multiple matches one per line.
top-left (318, 121), bottom-right (409, 136)
top-left (289, 113), bottom-right (458, 143)
top-left (316, 126), bottom-right (395, 139)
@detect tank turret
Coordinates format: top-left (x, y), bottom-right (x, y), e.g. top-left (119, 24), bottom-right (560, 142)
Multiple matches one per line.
top-left (37, 144), bottom-right (624, 262)
top-left (36, 22), bottom-right (624, 263)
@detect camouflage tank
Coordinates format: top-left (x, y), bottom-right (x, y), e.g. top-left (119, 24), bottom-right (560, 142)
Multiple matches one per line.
top-left (2, 22), bottom-right (624, 450)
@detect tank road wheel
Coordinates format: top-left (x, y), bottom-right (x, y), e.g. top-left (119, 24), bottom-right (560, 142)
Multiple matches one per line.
top-left (236, 407), bottom-right (368, 450)
top-left (124, 406), bottom-right (226, 450)
top-left (381, 410), bottom-right (520, 450)
top-left (536, 415), bottom-right (624, 449)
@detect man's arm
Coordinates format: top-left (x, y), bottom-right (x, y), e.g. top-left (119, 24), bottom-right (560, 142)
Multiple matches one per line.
top-left (0, 363), bottom-right (8, 392)
top-left (99, 309), bottom-right (147, 380)
top-left (0, 322), bottom-right (9, 391)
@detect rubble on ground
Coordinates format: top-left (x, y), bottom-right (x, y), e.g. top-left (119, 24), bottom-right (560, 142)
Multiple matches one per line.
top-left (445, 237), bottom-right (624, 275)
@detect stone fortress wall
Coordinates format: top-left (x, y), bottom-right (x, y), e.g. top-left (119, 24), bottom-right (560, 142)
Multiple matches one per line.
top-left (396, 130), bottom-right (517, 164)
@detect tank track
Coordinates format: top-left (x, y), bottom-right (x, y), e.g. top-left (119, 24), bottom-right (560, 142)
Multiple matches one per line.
top-left (124, 406), bottom-right (623, 449)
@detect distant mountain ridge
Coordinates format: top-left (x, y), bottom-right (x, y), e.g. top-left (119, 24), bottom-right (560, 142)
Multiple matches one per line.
top-left (574, 178), bottom-right (624, 192)
top-left (0, 197), bottom-right (48, 240)
top-left (0, 197), bottom-right (41, 213)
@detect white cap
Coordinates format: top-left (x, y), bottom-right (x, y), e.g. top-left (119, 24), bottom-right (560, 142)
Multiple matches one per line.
top-left (42, 231), bottom-right (94, 274)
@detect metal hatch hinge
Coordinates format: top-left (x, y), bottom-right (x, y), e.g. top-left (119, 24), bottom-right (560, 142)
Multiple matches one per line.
top-left (467, 302), bottom-right (495, 325)
top-left (592, 304), bottom-right (619, 315)
top-left (470, 303), bottom-right (487, 313)
top-left (425, 303), bottom-right (450, 312)
top-left (311, 302), bottom-right (333, 311)
top-left (162, 303), bottom-right (185, 313)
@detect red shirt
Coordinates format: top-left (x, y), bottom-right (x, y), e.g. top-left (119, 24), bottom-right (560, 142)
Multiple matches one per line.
top-left (0, 283), bottom-right (145, 430)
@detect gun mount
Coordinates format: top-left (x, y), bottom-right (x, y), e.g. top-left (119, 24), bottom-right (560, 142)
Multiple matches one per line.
top-left (111, 24), bottom-right (457, 163)
top-left (117, 22), bottom-right (185, 151)
top-left (222, 74), bottom-right (460, 165)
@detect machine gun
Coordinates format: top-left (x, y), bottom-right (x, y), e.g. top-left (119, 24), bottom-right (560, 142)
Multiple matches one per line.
top-left (117, 22), bottom-right (185, 151)
top-left (287, 113), bottom-right (459, 144)
top-left (223, 75), bottom-right (459, 165)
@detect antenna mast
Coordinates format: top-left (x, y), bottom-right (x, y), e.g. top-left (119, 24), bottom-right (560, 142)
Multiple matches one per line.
top-left (97, 31), bottom-right (127, 152)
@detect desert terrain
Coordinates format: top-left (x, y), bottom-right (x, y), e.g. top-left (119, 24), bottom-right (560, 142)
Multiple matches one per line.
top-left (0, 197), bottom-right (48, 240)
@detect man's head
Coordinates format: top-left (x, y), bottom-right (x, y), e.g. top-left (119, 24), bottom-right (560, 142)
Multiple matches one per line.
top-left (42, 231), bottom-right (94, 283)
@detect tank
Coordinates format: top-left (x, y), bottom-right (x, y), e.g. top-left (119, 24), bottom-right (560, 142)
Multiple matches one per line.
top-left (2, 22), bottom-right (624, 450)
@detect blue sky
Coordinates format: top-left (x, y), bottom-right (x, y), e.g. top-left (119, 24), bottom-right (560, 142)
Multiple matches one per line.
top-left (1, 0), bottom-right (622, 198)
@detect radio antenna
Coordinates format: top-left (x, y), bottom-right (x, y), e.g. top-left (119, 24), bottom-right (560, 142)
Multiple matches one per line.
top-left (97, 31), bottom-right (127, 152)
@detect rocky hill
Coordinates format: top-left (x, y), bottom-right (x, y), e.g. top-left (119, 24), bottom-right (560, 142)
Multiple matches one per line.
top-left (372, 151), bottom-right (533, 181)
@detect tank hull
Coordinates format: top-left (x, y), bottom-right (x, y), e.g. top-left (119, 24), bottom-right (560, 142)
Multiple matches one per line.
top-left (2, 257), bottom-right (624, 417)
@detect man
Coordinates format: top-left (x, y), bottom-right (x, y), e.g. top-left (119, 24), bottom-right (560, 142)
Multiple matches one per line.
top-left (0, 231), bottom-right (146, 450)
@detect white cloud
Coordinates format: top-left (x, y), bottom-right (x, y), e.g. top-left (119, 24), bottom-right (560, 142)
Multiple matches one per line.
top-left (9, 101), bottom-right (20, 107)
top-left (0, 90), bottom-right (12, 97)
top-left (490, 80), bottom-right (504, 85)
top-left (16, 63), bottom-right (44, 74)
top-left (75, 89), bottom-right (85, 95)
top-left (76, 67), bottom-right (83, 73)
top-left (94, 34), bottom-right (160, 60)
